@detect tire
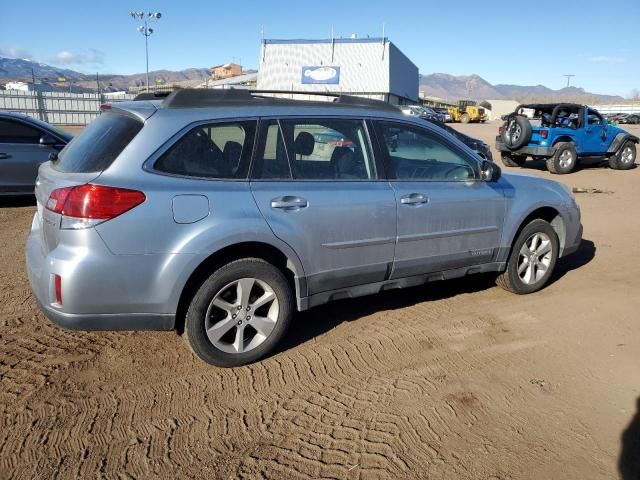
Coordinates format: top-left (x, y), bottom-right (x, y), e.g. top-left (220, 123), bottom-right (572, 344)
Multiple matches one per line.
top-left (185, 258), bottom-right (294, 367)
top-left (496, 219), bottom-right (559, 295)
top-left (501, 116), bottom-right (532, 150)
top-left (501, 152), bottom-right (526, 168)
top-left (461, 113), bottom-right (471, 124)
top-left (546, 142), bottom-right (577, 174)
top-left (608, 140), bottom-right (636, 170)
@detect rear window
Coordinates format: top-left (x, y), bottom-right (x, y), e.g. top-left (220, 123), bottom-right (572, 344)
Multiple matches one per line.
top-left (52, 112), bottom-right (143, 173)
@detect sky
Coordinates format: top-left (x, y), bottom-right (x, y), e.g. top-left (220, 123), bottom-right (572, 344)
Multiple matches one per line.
top-left (1, 0), bottom-right (639, 96)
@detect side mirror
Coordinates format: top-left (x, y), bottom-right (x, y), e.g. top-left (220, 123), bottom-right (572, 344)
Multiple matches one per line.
top-left (481, 160), bottom-right (501, 182)
top-left (39, 134), bottom-right (58, 146)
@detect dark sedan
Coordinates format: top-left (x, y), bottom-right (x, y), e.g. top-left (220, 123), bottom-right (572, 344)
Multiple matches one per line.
top-left (425, 118), bottom-right (493, 161)
top-left (0, 112), bottom-right (72, 195)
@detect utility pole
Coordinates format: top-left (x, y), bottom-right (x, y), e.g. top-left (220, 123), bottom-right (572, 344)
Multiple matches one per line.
top-left (563, 74), bottom-right (575, 88)
top-left (130, 11), bottom-right (162, 92)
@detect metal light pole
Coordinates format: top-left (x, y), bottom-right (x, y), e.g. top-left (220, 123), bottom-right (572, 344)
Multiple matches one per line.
top-left (130, 11), bottom-right (162, 92)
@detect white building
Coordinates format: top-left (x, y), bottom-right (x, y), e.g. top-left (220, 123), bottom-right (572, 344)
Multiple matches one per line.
top-left (257, 37), bottom-right (418, 105)
top-left (4, 81), bottom-right (53, 92)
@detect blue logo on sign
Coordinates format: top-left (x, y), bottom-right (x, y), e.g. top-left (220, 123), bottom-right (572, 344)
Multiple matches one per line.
top-left (301, 66), bottom-right (340, 84)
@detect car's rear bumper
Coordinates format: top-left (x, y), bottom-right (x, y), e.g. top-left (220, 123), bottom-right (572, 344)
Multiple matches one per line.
top-left (32, 296), bottom-right (174, 330)
top-left (26, 214), bottom-right (178, 331)
top-left (495, 139), bottom-right (555, 157)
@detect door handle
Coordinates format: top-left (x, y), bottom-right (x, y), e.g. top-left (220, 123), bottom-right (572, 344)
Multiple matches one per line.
top-left (270, 196), bottom-right (309, 210)
top-left (400, 193), bottom-right (429, 206)
top-left (0, 153), bottom-right (10, 160)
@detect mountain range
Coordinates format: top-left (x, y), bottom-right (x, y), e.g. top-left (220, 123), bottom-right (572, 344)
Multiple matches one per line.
top-left (0, 57), bottom-right (210, 92)
top-left (0, 56), bottom-right (625, 103)
top-left (419, 73), bottom-right (623, 103)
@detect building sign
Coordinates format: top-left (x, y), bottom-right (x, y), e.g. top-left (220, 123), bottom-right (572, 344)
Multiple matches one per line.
top-left (301, 66), bottom-right (340, 84)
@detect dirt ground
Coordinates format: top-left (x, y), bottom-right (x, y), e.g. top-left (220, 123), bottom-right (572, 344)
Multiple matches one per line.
top-left (1, 123), bottom-right (639, 479)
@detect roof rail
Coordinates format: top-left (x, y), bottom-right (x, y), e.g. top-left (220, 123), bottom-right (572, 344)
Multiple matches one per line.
top-left (133, 91), bottom-right (172, 101)
top-left (163, 88), bottom-right (252, 108)
top-left (333, 95), bottom-right (399, 112)
top-left (159, 88), bottom-right (402, 112)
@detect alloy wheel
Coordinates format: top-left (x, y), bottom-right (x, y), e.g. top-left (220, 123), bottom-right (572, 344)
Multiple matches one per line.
top-left (558, 149), bottom-right (574, 168)
top-left (517, 232), bottom-right (553, 285)
top-left (204, 277), bottom-right (279, 354)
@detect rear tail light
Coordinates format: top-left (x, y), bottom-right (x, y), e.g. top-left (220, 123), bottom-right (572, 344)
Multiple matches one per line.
top-left (54, 274), bottom-right (62, 305)
top-left (498, 126), bottom-right (504, 135)
top-left (45, 184), bottom-right (145, 229)
top-left (539, 129), bottom-right (548, 139)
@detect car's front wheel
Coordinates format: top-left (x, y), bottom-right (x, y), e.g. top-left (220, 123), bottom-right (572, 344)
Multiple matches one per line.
top-left (185, 258), bottom-right (294, 367)
top-left (496, 219), bottom-right (559, 294)
top-left (608, 140), bottom-right (636, 170)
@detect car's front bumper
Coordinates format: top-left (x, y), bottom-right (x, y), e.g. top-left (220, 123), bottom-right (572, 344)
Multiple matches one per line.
top-left (562, 222), bottom-right (583, 257)
top-left (495, 138), bottom-right (555, 157)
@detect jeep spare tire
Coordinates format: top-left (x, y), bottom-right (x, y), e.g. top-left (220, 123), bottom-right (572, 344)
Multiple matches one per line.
top-left (502, 116), bottom-right (532, 150)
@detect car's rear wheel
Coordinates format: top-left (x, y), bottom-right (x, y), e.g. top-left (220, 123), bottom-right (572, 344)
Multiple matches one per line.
top-left (496, 219), bottom-right (559, 294)
top-left (547, 142), bottom-right (577, 174)
top-left (501, 152), bottom-right (526, 167)
top-left (185, 258), bottom-right (294, 367)
top-left (608, 140), bottom-right (636, 170)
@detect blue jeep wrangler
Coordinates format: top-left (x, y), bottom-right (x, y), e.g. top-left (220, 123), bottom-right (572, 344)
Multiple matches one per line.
top-left (496, 103), bottom-right (638, 174)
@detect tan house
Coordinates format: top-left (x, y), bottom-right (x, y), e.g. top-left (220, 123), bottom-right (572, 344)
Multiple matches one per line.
top-left (210, 63), bottom-right (242, 80)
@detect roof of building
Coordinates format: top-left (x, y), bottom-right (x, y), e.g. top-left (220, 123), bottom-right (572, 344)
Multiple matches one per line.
top-left (210, 63), bottom-right (241, 69)
top-left (205, 72), bottom-right (257, 88)
top-left (263, 37), bottom-right (388, 45)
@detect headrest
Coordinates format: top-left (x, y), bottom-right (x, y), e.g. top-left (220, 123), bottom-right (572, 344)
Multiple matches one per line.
top-left (223, 141), bottom-right (243, 161)
top-left (294, 131), bottom-right (315, 156)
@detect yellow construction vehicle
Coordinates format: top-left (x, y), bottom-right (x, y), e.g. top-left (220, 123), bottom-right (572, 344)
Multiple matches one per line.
top-left (448, 100), bottom-right (487, 123)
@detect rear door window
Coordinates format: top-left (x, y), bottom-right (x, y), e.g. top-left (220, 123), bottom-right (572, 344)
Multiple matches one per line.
top-left (52, 112), bottom-right (143, 173)
top-left (155, 121), bottom-right (256, 179)
top-left (281, 119), bottom-right (376, 180)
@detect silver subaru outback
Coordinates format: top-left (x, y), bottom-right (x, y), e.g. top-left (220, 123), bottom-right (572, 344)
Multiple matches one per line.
top-left (26, 89), bottom-right (582, 367)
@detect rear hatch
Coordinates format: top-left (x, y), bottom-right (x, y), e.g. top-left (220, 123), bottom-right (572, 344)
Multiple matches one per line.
top-left (35, 110), bottom-right (145, 253)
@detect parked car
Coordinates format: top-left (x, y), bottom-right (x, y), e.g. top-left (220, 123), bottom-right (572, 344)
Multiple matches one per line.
top-left (433, 107), bottom-right (453, 123)
top-left (496, 103), bottom-right (638, 174)
top-left (618, 113), bottom-right (640, 125)
top-left (400, 105), bottom-right (445, 123)
top-left (0, 112), bottom-right (72, 195)
top-left (27, 89), bottom-right (582, 367)
top-left (424, 118), bottom-right (493, 161)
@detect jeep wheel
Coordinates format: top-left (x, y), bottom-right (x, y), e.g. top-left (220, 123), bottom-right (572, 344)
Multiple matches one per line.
top-left (185, 258), bottom-right (294, 367)
top-left (502, 116), bottom-right (532, 150)
top-left (547, 142), bottom-right (577, 174)
top-left (608, 140), bottom-right (636, 170)
top-left (496, 219), bottom-right (559, 294)
top-left (460, 113), bottom-right (471, 124)
top-left (501, 152), bottom-right (526, 168)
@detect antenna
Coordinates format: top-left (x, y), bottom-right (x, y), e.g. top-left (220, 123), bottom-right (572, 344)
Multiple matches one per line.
top-left (563, 74), bottom-right (575, 88)
top-left (331, 25), bottom-right (335, 63)
top-left (381, 23), bottom-right (385, 60)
